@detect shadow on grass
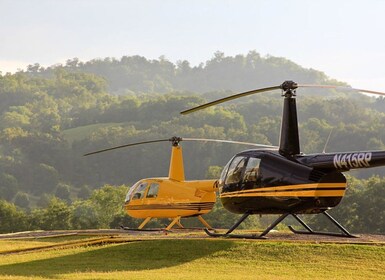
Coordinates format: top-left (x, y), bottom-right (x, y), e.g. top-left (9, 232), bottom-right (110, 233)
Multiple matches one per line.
top-left (0, 239), bottom-right (234, 278)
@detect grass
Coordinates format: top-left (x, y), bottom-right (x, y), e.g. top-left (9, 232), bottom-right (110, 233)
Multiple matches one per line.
top-left (0, 238), bottom-right (383, 280)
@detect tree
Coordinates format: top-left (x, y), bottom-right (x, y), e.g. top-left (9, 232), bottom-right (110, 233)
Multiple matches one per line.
top-left (0, 173), bottom-right (19, 200)
top-left (30, 197), bottom-right (72, 230)
top-left (14, 192), bottom-right (30, 209)
top-left (0, 200), bottom-right (28, 233)
top-left (30, 164), bottom-right (59, 194)
top-left (71, 200), bottom-right (99, 229)
top-left (78, 185), bottom-right (92, 200)
top-left (205, 166), bottom-right (223, 179)
top-left (89, 185), bottom-right (127, 228)
top-left (354, 176), bottom-right (385, 233)
top-left (55, 183), bottom-right (71, 202)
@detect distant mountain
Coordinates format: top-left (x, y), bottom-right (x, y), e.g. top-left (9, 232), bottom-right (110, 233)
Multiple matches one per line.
top-left (21, 51), bottom-right (346, 95)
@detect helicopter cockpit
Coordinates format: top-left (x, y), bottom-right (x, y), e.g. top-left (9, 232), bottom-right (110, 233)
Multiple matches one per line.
top-left (219, 155), bottom-right (262, 192)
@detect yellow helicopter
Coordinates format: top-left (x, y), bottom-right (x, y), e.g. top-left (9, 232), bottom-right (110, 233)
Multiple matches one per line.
top-left (84, 136), bottom-right (276, 230)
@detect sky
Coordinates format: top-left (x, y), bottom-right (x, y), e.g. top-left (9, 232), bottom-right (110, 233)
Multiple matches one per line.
top-left (1, 0), bottom-right (385, 90)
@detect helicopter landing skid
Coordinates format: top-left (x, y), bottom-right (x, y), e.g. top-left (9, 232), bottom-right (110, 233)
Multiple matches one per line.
top-left (204, 211), bottom-right (356, 239)
top-left (120, 226), bottom-right (162, 232)
top-left (204, 228), bottom-right (267, 239)
top-left (288, 212), bottom-right (357, 238)
top-left (203, 212), bottom-right (289, 239)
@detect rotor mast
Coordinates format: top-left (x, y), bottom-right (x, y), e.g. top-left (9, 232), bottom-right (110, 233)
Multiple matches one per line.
top-left (279, 81), bottom-right (300, 157)
top-left (168, 137), bottom-right (185, 181)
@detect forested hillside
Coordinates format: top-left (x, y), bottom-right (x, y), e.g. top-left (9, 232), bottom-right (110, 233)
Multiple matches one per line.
top-left (0, 52), bottom-right (384, 233)
top-left (20, 51), bottom-right (346, 94)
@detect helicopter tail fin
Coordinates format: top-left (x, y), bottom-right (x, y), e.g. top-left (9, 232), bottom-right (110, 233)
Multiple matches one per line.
top-left (169, 145), bottom-right (185, 181)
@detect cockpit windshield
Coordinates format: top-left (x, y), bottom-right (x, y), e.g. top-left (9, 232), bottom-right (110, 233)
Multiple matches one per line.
top-left (221, 156), bottom-right (261, 191)
top-left (225, 156), bottom-right (247, 184)
top-left (125, 182), bottom-right (139, 202)
top-left (125, 181), bottom-right (148, 202)
top-left (218, 160), bottom-right (231, 187)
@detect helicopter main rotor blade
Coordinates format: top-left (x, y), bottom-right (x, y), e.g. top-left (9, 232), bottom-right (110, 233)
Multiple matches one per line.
top-left (297, 84), bottom-right (385, 96)
top-left (83, 138), bottom-right (171, 156)
top-left (182, 137), bottom-right (278, 148)
top-left (181, 81), bottom-right (385, 115)
top-left (84, 136), bottom-right (278, 156)
top-left (180, 85), bottom-right (281, 115)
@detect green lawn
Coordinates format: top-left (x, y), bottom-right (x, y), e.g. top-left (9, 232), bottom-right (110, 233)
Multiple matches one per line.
top-left (0, 239), bottom-right (383, 280)
top-left (0, 236), bottom-right (106, 255)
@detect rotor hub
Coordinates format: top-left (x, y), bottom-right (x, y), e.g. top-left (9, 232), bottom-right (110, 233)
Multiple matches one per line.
top-left (169, 136), bottom-right (183, 146)
top-left (280, 81), bottom-right (298, 97)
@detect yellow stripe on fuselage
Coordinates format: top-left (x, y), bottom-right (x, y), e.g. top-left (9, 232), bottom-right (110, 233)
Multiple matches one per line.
top-left (220, 183), bottom-right (346, 198)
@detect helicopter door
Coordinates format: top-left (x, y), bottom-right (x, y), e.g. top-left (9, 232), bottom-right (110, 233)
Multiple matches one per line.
top-left (131, 182), bottom-right (148, 203)
top-left (146, 183), bottom-right (159, 199)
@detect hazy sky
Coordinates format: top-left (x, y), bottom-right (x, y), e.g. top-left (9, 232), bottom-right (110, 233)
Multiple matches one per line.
top-left (1, 0), bottom-right (385, 90)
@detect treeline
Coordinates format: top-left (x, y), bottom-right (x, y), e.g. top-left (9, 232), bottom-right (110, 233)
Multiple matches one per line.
top-left (0, 185), bottom-right (129, 233)
top-left (0, 52), bottom-right (384, 233)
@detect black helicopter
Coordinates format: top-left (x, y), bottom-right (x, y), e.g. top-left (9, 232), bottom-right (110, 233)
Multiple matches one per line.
top-left (181, 81), bottom-right (385, 238)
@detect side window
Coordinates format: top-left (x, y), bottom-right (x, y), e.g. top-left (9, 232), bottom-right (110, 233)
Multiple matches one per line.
top-left (225, 156), bottom-right (247, 185)
top-left (146, 183), bottom-right (159, 198)
top-left (241, 157), bottom-right (261, 189)
top-left (243, 157), bottom-right (261, 182)
top-left (132, 183), bottom-right (148, 200)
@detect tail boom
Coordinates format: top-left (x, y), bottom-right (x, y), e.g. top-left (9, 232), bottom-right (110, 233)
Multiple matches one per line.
top-left (298, 150), bottom-right (385, 171)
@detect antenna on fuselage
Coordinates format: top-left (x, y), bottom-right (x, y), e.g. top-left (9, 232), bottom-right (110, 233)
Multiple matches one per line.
top-left (322, 128), bottom-right (334, 154)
